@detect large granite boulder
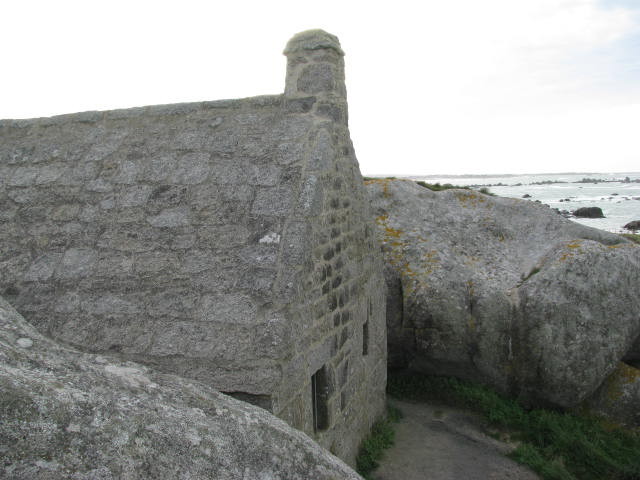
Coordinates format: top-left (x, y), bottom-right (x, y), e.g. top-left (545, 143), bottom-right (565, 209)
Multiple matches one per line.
top-left (366, 179), bottom-right (640, 408)
top-left (0, 296), bottom-right (362, 480)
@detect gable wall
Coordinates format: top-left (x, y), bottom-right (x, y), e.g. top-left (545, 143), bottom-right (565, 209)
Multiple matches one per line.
top-left (272, 119), bottom-right (387, 464)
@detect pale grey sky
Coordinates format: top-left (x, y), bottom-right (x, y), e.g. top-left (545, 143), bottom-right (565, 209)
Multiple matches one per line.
top-left (2, 0), bottom-right (639, 175)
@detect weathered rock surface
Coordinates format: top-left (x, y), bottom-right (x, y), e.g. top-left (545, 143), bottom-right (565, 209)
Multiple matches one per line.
top-left (0, 296), bottom-right (363, 479)
top-left (582, 362), bottom-right (640, 429)
top-left (573, 206), bottom-right (605, 218)
top-left (366, 179), bottom-right (640, 409)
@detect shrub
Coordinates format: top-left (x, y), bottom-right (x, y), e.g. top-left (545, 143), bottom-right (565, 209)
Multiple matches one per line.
top-left (415, 181), bottom-right (470, 192)
top-left (478, 187), bottom-right (496, 196)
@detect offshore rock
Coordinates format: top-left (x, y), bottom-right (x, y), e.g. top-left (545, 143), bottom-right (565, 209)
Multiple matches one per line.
top-left (623, 220), bottom-right (640, 231)
top-left (366, 179), bottom-right (640, 408)
top-left (573, 206), bottom-right (605, 218)
top-left (0, 296), bottom-right (362, 480)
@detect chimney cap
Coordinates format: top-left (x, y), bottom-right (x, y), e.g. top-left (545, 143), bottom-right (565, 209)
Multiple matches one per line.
top-left (283, 29), bottom-right (344, 56)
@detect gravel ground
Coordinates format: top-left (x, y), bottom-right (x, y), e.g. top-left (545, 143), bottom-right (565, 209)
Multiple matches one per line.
top-left (371, 399), bottom-right (540, 480)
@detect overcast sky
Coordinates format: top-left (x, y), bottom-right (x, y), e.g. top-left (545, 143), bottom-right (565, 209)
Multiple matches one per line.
top-left (2, 0), bottom-right (639, 175)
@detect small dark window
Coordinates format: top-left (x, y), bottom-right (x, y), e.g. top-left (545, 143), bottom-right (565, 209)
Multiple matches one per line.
top-left (362, 321), bottom-right (369, 356)
top-left (311, 366), bottom-right (330, 432)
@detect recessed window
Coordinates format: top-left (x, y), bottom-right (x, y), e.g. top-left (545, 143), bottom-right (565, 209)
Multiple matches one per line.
top-left (311, 366), bottom-right (329, 432)
top-left (362, 321), bottom-right (369, 356)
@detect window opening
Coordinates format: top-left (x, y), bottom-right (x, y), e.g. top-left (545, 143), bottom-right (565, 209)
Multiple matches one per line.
top-left (311, 365), bottom-right (329, 432)
top-left (363, 321), bottom-right (369, 356)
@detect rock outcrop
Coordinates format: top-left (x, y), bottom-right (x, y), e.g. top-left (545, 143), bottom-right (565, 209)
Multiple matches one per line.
top-left (0, 295), bottom-right (363, 479)
top-left (573, 206), bottom-right (605, 218)
top-left (583, 362), bottom-right (640, 429)
top-left (366, 179), bottom-right (640, 409)
top-left (623, 220), bottom-right (640, 231)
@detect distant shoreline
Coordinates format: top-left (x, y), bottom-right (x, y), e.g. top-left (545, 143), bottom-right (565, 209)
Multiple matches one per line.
top-left (365, 171), bottom-right (640, 179)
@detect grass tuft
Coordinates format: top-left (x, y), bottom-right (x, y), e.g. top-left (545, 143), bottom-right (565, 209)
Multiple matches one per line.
top-left (363, 176), bottom-right (397, 181)
top-left (414, 181), bottom-right (495, 196)
top-left (621, 233), bottom-right (640, 244)
top-left (356, 404), bottom-right (403, 479)
top-left (521, 267), bottom-right (541, 283)
top-left (415, 181), bottom-right (469, 192)
top-left (478, 186), bottom-right (496, 196)
top-left (387, 372), bottom-right (640, 480)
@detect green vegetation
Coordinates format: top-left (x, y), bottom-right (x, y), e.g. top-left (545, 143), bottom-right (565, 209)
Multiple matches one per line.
top-left (363, 176), bottom-right (397, 181)
top-left (531, 180), bottom-right (568, 185)
top-left (478, 186), bottom-right (496, 196)
top-left (387, 373), bottom-right (640, 480)
top-left (362, 179), bottom-right (497, 196)
top-left (415, 181), bottom-right (469, 191)
top-left (521, 267), bottom-right (541, 283)
top-left (621, 233), bottom-right (640, 244)
top-left (575, 177), bottom-right (603, 184)
top-left (415, 181), bottom-right (495, 196)
top-left (356, 404), bottom-right (403, 479)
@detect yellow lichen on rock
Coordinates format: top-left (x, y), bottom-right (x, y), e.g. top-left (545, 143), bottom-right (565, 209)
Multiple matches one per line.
top-left (604, 362), bottom-right (640, 404)
top-left (455, 191), bottom-right (486, 208)
top-left (467, 279), bottom-right (475, 297)
top-left (467, 315), bottom-right (476, 331)
top-left (384, 226), bottom-right (403, 238)
top-left (616, 362), bottom-right (640, 385)
top-left (376, 214), bottom-right (407, 269)
top-left (364, 178), bottom-right (394, 197)
top-left (559, 241), bottom-right (585, 261)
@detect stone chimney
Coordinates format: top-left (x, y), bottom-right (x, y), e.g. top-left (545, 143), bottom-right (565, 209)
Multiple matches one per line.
top-left (284, 30), bottom-right (348, 124)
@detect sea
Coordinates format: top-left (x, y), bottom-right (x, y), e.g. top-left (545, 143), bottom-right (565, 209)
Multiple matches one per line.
top-left (402, 172), bottom-right (640, 233)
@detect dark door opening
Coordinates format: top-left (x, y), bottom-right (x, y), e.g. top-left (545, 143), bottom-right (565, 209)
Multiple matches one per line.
top-left (363, 321), bottom-right (369, 356)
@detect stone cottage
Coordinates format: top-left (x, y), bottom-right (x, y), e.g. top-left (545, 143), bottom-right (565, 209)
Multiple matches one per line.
top-left (0, 30), bottom-right (386, 464)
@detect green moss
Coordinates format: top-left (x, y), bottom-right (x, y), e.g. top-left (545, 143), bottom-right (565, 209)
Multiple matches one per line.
top-left (356, 404), bottom-right (402, 479)
top-left (621, 233), bottom-right (640, 244)
top-left (387, 372), bottom-right (640, 480)
top-left (522, 267), bottom-right (541, 282)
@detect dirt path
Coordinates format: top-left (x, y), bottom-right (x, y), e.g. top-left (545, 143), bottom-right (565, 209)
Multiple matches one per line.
top-left (370, 399), bottom-right (540, 480)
